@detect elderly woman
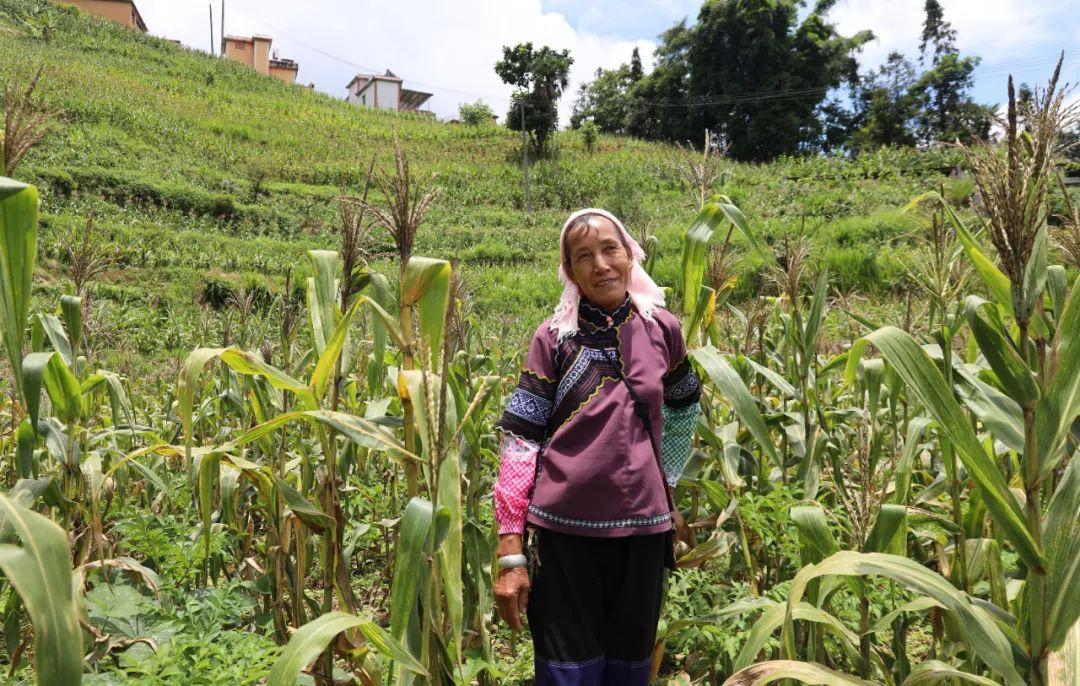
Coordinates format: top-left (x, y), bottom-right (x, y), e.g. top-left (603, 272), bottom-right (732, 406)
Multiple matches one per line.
top-left (492, 208), bottom-right (701, 685)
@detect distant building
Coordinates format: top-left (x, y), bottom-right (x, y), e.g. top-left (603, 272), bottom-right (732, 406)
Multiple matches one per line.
top-left (345, 70), bottom-right (433, 113)
top-left (224, 34), bottom-right (298, 84)
top-left (54, 0), bottom-right (147, 32)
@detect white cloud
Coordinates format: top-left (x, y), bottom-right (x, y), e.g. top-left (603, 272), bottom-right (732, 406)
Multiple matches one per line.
top-left (134, 0), bottom-right (653, 126)
top-left (831, 0), bottom-right (1072, 74)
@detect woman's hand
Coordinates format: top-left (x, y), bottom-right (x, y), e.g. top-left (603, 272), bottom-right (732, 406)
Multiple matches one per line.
top-left (494, 534), bottom-right (530, 632)
top-left (671, 507), bottom-right (692, 551)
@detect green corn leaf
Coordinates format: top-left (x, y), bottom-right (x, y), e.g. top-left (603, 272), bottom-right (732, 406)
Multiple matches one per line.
top-left (0, 179), bottom-right (38, 403)
top-left (309, 293), bottom-right (367, 400)
top-left (722, 660), bottom-right (875, 686)
top-left (790, 506), bottom-right (838, 565)
top-left (900, 660), bottom-right (1000, 686)
top-left (307, 250), bottom-right (339, 356)
top-left (801, 269), bottom-right (829, 376)
top-left (679, 205), bottom-right (718, 315)
top-left (1044, 455), bottom-right (1080, 651)
top-left (402, 256), bottom-right (451, 368)
top-left (274, 475), bottom-right (333, 533)
top-left (196, 451), bottom-right (221, 567)
top-left (390, 498), bottom-right (433, 666)
top-left (869, 597), bottom-right (943, 634)
top-left (219, 348), bottom-right (316, 410)
top-left (1036, 278), bottom-right (1080, 479)
top-left (862, 326), bottom-right (1041, 572)
top-left (863, 504), bottom-right (907, 555)
top-left (268, 611), bottom-right (425, 686)
top-left (964, 296), bottom-right (1039, 408)
top-left (1018, 226), bottom-right (1048, 323)
top-left (692, 345), bottom-right (780, 468)
top-left (0, 493), bottom-right (81, 685)
top-left (36, 314), bottom-right (71, 366)
top-left (59, 295), bottom-right (81, 358)
top-left (178, 348), bottom-right (225, 456)
top-left (735, 602), bottom-right (862, 672)
top-left (437, 444), bottom-right (463, 663)
top-left (781, 551), bottom-right (1024, 686)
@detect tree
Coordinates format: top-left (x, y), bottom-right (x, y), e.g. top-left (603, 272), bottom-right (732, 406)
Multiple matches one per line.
top-left (847, 51), bottom-right (920, 152)
top-left (570, 64), bottom-right (634, 133)
top-left (919, 0), bottom-right (957, 66)
top-left (629, 0), bottom-right (872, 161)
top-left (629, 47), bottom-right (644, 82)
top-left (457, 100), bottom-right (494, 126)
top-left (495, 42), bottom-right (573, 158)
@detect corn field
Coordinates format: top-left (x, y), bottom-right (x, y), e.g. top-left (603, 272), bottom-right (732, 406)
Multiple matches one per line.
top-left (0, 63), bottom-right (1077, 686)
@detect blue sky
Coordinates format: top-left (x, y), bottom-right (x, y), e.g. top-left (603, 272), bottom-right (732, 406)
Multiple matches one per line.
top-left (138, 0), bottom-right (1078, 124)
top-left (538, 0), bottom-right (1079, 111)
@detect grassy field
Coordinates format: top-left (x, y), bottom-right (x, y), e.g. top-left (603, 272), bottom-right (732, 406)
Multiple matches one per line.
top-left (0, 0), bottom-right (987, 388)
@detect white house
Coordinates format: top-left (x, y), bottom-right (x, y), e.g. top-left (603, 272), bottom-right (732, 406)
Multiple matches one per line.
top-left (345, 70), bottom-right (433, 113)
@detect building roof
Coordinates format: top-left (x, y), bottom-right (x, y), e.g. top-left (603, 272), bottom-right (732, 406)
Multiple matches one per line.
top-left (400, 87), bottom-right (433, 110)
top-left (269, 58), bottom-right (298, 71)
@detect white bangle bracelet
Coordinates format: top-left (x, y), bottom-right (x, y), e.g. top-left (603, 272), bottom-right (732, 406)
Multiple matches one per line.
top-left (497, 554), bottom-right (527, 569)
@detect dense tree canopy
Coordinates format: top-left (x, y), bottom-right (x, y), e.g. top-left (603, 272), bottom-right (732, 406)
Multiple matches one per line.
top-left (627, 0), bottom-right (872, 161)
top-left (495, 42), bottom-right (573, 157)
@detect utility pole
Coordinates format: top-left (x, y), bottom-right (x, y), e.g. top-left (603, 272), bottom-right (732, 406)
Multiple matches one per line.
top-left (520, 100), bottom-right (530, 213)
top-left (208, 3), bottom-right (214, 55)
top-left (220, 0), bottom-right (225, 55)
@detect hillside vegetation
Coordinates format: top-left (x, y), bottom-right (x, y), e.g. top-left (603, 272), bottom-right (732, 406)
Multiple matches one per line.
top-left (0, 0), bottom-right (976, 383)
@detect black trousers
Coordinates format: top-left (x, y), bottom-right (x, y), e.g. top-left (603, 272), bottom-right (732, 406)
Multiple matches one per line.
top-left (526, 527), bottom-right (668, 686)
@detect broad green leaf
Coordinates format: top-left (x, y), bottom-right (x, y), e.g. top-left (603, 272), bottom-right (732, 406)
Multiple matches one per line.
top-left (862, 327), bottom-right (1041, 571)
top-left (402, 257), bottom-right (451, 367)
top-left (735, 602), bottom-right (861, 672)
top-left (1018, 226), bottom-right (1047, 322)
top-left (390, 498), bottom-right (433, 665)
top-left (801, 269), bottom-right (829, 376)
top-left (745, 357), bottom-right (798, 399)
top-left (679, 205), bottom-right (717, 316)
top-left (900, 660), bottom-right (999, 686)
top-left (178, 348), bottom-right (225, 456)
top-left (692, 346), bottom-right (780, 468)
top-left (0, 493), bottom-right (81, 685)
top-left (863, 504), bottom-right (907, 555)
top-left (274, 475), bottom-right (333, 533)
top-left (722, 660), bottom-right (874, 686)
top-left (219, 348), bottom-right (316, 410)
top-left (437, 445), bottom-right (463, 663)
top-left (0, 179), bottom-right (38, 402)
top-left (59, 295), bottom-right (81, 358)
top-left (36, 314), bottom-right (71, 366)
top-left (307, 250), bottom-right (339, 356)
top-left (15, 420), bottom-right (35, 479)
top-left (869, 597), bottom-right (943, 634)
top-left (1044, 455), bottom-right (1080, 650)
top-left (790, 506), bottom-right (837, 565)
top-left (196, 452), bottom-right (221, 566)
top-left (782, 551), bottom-right (1024, 686)
top-left (366, 271), bottom-right (393, 394)
top-left (310, 293), bottom-right (367, 400)
top-left (965, 296), bottom-right (1039, 408)
top-left (268, 611), bottom-right (425, 685)
top-left (1037, 278), bottom-right (1080, 479)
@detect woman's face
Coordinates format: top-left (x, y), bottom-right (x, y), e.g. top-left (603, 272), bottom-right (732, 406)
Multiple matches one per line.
top-left (565, 216), bottom-right (632, 312)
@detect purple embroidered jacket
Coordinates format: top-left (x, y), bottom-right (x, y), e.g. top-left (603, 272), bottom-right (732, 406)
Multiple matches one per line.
top-left (495, 296), bottom-right (701, 538)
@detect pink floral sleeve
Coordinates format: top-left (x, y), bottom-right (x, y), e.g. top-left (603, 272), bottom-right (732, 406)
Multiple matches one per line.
top-left (493, 433), bottom-right (539, 535)
top-left (493, 324), bottom-right (557, 535)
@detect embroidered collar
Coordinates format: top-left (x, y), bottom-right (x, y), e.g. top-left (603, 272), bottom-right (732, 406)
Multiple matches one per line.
top-left (579, 294), bottom-right (632, 331)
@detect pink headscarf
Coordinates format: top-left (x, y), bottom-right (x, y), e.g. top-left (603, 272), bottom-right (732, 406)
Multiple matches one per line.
top-left (550, 208), bottom-right (666, 342)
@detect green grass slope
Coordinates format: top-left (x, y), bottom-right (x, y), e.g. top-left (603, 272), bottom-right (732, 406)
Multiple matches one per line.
top-left (1, 0), bottom-right (971, 382)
